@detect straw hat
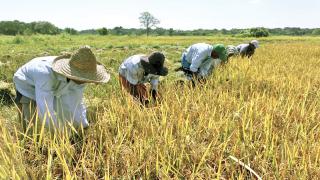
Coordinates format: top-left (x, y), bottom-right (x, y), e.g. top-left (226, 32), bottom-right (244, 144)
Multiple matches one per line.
top-left (52, 46), bottom-right (110, 83)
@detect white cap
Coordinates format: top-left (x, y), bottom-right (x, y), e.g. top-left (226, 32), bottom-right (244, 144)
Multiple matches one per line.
top-left (250, 40), bottom-right (259, 48)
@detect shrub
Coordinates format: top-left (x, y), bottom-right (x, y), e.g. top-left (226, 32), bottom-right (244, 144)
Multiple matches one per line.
top-left (97, 27), bottom-right (108, 35)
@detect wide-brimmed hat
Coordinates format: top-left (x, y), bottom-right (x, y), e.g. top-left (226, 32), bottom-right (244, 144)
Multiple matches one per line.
top-left (213, 44), bottom-right (227, 62)
top-left (52, 46), bottom-right (110, 83)
top-left (140, 52), bottom-right (168, 76)
top-left (250, 40), bottom-right (259, 48)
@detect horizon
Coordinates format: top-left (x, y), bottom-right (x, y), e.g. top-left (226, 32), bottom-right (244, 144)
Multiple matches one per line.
top-left (1, 19), bottom-right (319, 31)
top-left (0, 0), bottom-right (319, 31)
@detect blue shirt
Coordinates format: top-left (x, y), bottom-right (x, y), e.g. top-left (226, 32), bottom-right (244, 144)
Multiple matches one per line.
top-left (13, 56), bottom-right (88, 129)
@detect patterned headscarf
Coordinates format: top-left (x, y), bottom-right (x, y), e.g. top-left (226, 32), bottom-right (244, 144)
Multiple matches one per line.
top-left (226, 45), bottom-right (239, 57)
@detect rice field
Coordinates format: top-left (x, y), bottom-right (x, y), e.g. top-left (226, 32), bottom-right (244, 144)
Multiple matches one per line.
top-left (0, 35), bottom-right (320, 179)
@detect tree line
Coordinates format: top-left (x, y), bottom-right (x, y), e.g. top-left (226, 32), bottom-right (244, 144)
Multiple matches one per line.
top-left (1, 20), bottom-right (320, 37)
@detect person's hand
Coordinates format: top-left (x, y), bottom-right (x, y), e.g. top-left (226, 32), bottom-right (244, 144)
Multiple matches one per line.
top-left (187, 70), bottom-right (198, 79)
top-left (198, 76), bottom-right (207, 84)
top-left (150, 89), bottom-right (157, 100)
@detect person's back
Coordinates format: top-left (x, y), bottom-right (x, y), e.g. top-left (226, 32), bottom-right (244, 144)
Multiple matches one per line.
top-left (237, 44), bottom-right (249, 56)
top-left (181, 43), bottom-right (226, 79)
top-left (119, 54), bottom-right (146, 85)
top-left (184, 43), bottom-right (213, 65)
top-left (14, 56), bottom-right (57, 100)
top-left (236, 40), bottom-right (259, 58)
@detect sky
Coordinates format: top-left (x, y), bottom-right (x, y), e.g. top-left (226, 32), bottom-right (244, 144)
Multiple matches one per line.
top-left (0, 0), bottom-right (319, 30)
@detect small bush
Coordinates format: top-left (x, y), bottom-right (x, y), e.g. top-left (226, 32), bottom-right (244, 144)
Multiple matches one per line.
top-left (97, 28), bottom-right (108, 35)
top-left (11, 36), bottom-right (24, 44)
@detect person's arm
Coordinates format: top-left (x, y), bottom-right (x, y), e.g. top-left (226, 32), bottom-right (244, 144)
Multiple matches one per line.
top-left (150, 77), bottom-right (159, 100)
top-left (34, 86), bottom-right (58, 128)
top-left (71, 97), bottom-right (89, 128)
top-left (238, 44), bottom-right (248, 58)
top-left (198, 58), bottom-right (212, 77)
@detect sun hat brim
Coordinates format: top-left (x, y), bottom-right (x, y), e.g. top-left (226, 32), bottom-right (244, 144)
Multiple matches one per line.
top-left (140, 57), bottom-right (168, 76)
top-left (52, 58), bottom-right (110, 83)
top-left (158, 67), bottom-right (168, 76)
top-left (251, 40), bottom-right (259, 48)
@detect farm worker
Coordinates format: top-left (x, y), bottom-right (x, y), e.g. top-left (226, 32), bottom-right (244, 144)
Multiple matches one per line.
top-left (13, 46), bottom-right (110, 131)
top-left (236, 40), bottom-right (259, 58)
top-left (226, 45), bottom-right (240, 59)
top-left (180, 43), bottom-right (227, 82)
top-left (119, 52), bottom-right (168, 105)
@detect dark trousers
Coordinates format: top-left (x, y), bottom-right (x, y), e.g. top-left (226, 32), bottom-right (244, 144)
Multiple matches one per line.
top-left (15, 90), bottom-right (37, 131)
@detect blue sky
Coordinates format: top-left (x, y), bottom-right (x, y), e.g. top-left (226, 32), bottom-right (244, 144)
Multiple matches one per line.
top-left (0, 0), bottom-right (319, 30)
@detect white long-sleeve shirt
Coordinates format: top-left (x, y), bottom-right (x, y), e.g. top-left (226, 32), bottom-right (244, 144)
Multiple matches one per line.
top-left (236, 44), bottom-right (250, 55)
top-left (119, 54), bottom-right (160, 90)
top-left (13, 56), bottom-right (88, 129)
top-left (182, 43), bottom-right (220, 77)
